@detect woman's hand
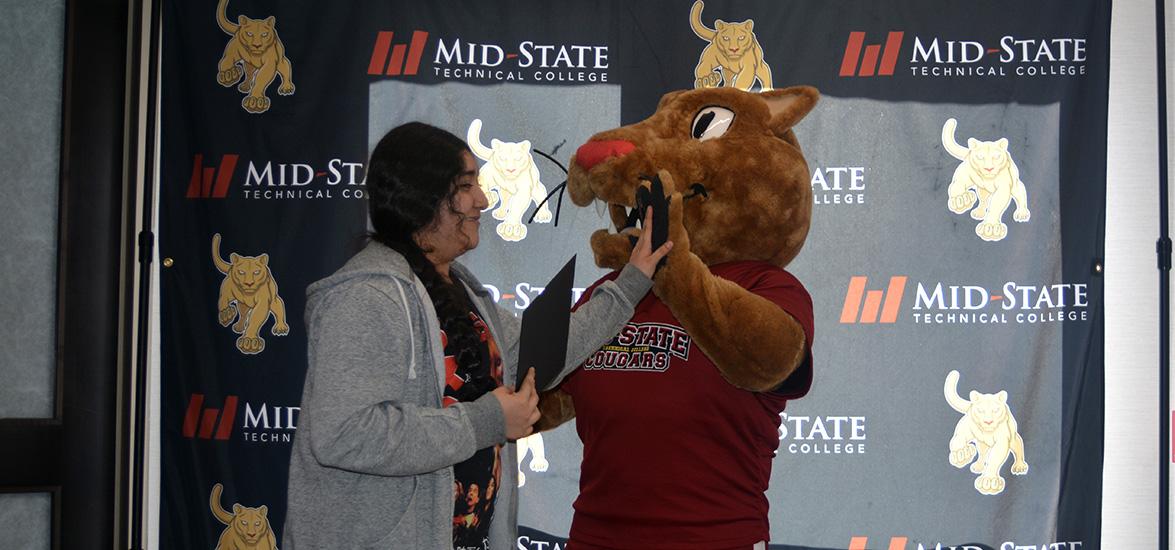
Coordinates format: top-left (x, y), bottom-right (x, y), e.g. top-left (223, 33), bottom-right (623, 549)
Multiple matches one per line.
top-left (628, 206), bottom-right (674, 278)
top-left (491, 368), bottom-right (540, 440)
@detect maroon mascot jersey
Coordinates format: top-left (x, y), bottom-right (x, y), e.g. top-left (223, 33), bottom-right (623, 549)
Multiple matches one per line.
top-left (560, 261), bottom-right (814, 550)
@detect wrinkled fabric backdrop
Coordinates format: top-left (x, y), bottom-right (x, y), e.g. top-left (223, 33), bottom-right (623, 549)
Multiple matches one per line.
top-left (159, 1), bottom-right (1109, 548)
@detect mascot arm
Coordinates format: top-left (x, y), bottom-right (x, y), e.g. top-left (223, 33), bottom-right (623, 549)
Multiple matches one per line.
top-left (654, 193), bottom-right (807, 392)
top-left (535, 388), bottom-right (576, 432)
top-left (656, 250), bottom-right (806, 391)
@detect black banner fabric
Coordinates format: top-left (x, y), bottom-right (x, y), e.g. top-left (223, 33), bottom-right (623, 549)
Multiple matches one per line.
top-left (160, 1), bottom-right (1110, 549)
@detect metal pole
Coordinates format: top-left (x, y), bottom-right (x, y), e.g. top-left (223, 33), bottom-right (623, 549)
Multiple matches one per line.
top-left (1155, 0), bottom-right (1171, 547)
top-left (128, 0), bottom-right (160, 547)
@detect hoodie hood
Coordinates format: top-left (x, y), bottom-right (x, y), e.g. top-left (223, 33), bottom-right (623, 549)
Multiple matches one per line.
top-left (305, 240), bottom-right (491, 321)
top-left (306, 241), bottom-right (414, 301)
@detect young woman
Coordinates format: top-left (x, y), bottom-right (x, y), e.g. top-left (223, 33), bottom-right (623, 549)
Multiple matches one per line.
top-left (283, 122), bottom-right (670, 549)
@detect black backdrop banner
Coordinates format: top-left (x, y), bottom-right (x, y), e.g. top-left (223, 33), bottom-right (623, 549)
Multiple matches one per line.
top-left (160, 1), bottom-right (1110, 549)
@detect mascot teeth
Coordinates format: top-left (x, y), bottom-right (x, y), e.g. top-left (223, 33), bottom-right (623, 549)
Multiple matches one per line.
top-left (622, 205), bottom-right (640, 230)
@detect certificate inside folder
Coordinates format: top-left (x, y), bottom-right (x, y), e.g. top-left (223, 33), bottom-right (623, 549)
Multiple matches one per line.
top-left (516, 255), bottom-right (576, 391)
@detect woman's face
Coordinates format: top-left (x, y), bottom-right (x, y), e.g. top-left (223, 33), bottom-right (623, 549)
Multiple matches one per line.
top-left (417, 151), bottom-right (488, 268)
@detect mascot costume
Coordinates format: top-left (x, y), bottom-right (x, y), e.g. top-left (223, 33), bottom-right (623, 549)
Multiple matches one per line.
top-left (537, 86), bottom-right (819, 550)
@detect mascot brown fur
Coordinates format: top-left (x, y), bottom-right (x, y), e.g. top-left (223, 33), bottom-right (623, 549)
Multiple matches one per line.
top-left (536, 85), bottom-right (818, 430)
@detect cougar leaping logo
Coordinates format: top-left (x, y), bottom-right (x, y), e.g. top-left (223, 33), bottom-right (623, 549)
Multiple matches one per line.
top-left (209, 483), bottom-right (277, 550)
top-left (212, 233), bottom-right (289, 355)
top-left (215, 0), bottom-right (295, 114)
top-left (945, 370), bottom-right (1028, 495)
top-left (942, 118), bottom-right (1030, 242)
top-left (467, 119), bottom-right (553, 242)
top-left (689, 0), bottom-right (773, 91)
top-left (517, 433), bottom-right (549, 487)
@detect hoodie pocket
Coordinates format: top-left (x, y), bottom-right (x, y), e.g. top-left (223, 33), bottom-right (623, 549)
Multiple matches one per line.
top-left (364, 476), bottom-right (418, 549)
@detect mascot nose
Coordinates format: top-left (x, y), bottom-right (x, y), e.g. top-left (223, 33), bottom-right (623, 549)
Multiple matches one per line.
top-left (575, 140), bottom-right (635, 171)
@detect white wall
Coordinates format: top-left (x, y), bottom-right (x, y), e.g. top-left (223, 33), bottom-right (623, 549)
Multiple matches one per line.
top-left (1104, 0), bottom-right (1173, 548)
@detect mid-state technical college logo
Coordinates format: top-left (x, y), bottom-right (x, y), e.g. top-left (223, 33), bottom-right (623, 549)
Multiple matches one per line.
top-left (839, 30), bottom-right (1088, 78)
top-left (184, 393), bottom-right (299, 443)
top-left (840, 276), bottom-right (1089, 325)
top-left (583, 322), bottom-right (691, 372)
top-left (215, 0), bottom-right (295, 114)
top-left (517, 536), bottom-right (568, 550)
top-left (468, 119), bottom-right (553, 242)
top-left (209, 483), bottom-right (278, 550)
top-left (367, 28), bottom-right (610, 83)
top-left (185, 153), bottom-right (368, 201)
top-left (940, 118), bottom-right (1030, 242)
top-left (847, 537), bottom-right (1083, 550)
top-left (482, 282), bottom-right (587, 312)
top-left (212, 233), bottom-right (289, 355)
top-left (811, 165), bottom-right (867, 206)
top-left (777, 412), bottom-right (866, 456)
top-left (944, 370), bottom-right (1027, 496)
top-left (689, 0), bottom-right (773, 91)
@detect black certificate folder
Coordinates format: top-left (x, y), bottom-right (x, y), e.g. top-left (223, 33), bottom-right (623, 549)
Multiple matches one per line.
top-left (516, 255), bottom-right (576, 391)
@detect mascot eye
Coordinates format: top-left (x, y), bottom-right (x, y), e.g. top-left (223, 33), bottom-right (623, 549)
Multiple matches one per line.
top-left (692, 107), bottom-right (735, 142)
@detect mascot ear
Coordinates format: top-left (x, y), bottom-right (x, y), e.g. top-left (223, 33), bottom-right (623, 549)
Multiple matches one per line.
top-left (657, 90), bottom-right (688, 111)
top-left (760, 86), bottom-right (819, 139)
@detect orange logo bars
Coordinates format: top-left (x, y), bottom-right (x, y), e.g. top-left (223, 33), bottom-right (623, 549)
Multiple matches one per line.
top-left (185, 154), bottom-right (238, 199)
top-left (840, 276), bottom-right (908, 324)
top-left (368, 30), bottom-right (430, 76)
top-left (849, 536), bottom-right (909, 550)
top-left (840, 31), bottom-right (905, 77)
top-left (182, 394), bottom-right (237, 440)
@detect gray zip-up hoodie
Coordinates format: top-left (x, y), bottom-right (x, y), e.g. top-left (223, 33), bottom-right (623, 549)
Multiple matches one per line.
top-left (283, 241), bottom-right (651, 549)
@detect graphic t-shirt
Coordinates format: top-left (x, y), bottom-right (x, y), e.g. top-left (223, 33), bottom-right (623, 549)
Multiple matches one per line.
top-left (561, 261), bottom-right (814, 549)
top-left (442, 310), bottom-right (505, 550)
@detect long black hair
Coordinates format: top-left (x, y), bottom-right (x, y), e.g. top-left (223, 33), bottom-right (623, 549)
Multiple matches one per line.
top-left (367, 122), bottom-right (485, 383)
